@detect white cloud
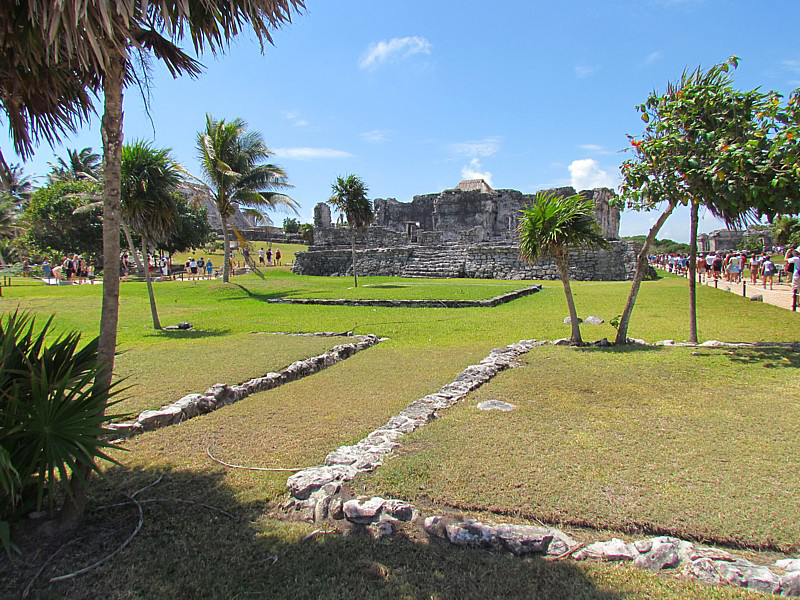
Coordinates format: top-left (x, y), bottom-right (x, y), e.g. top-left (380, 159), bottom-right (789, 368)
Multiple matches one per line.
top-left (574, 63), bottom-right (599, 78)
top-left (273, 147), bottom-right (353, 160)
top-left (450, 136), bottom-right (502, 157)
top-left (282, 111), bottom-right (308, 127)
top-left (361, 130), bottom-right (388, 143)
top-left (461, 158), bottom-right (493, 186)
top-left (568, 159), bottom-right (616, 190)
top-left (642, 51), bottom-right (663, 67)
top-left (577, 144), bottom-right (614, 155)
top-left (359, 36), bottom-right (432, 71)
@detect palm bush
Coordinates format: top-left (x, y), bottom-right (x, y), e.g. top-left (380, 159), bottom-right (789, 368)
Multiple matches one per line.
top-left (518, 191), bottom-right (608, 344)
top-left (0, 311), bottom-right (122, 550)
top-left (328, 174), bottom-right (373, 287)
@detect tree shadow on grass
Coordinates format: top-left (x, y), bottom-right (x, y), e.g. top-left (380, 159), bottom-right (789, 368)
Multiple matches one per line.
top-left (3, 466), bottom-right (621, 600)
top-left (575, 344), bottom-right (665, 354)
top-left (723, 347), bottom-right (800, 369)
top-left (143, 328), bottom-right (232, 339)
top-left (226, 282), bottom-right (305, 302)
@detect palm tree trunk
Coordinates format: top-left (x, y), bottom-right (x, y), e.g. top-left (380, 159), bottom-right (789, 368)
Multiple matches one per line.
top-left (142, 237), bottom-right (162, 330)
top-left (58, 52), bottom-right (125, 531)
top-left (615, 200), bottom-right (677, 345)
top-left (122, 221), bottom-right (144, 275)
top-left (221, 216), bottom-right (231, 283)
top-left (351, 226), bottom-right (358, 287)
top-left (689, 199), bottom-right (699, 344)
top-left (556, 250), bottom-right (582, 344)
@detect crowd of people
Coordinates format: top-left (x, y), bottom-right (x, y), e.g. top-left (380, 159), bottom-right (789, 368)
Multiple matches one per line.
top-left (651, 245), bottom-right (799, 292)
top-left (42, 254), bottom-right (96, 284)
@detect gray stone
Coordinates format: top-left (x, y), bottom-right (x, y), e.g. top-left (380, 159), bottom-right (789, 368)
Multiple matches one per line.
top-left (494, 524), bottom-right (554, 556)
top-left (777, 559), bottom-right (800, 572)
top-left (633, 539), bottom-right (680, 572)
top-left (564, 316), bottom-right (583, 324)
top-left (741, 566), bottom-right (780, 594)
top-left (779, 572), bottom-right (800, 596)
top-left (716, 562), bottom-right (745, 587)
top-left (552, 338), bottom-right (572, 346)
top-left (476, 399), bottom-right (516, 412)
top-left (423, 516), bottom-right (446, 538)
top-left (584, 316), bottom-right (605, 325)
top-left (137, 405), bottom-right (183, 431)
top-left (751, 294), bottom-right (764, 302)
top-left (286, 467), bottom-right (338, 500)
top-left (343, 497), bottom-right (385, 523)
top-left (682, 558), bottom-right (723, 585)
top-left (383, 499), bottom-right (415, 522)
top-left (328, 498), bottom-right (344, 520)
top-left (699, 340), bottom-right (725, 347)
top-left (369, 517), bottom-right (395, 539)
top-left (633, 539), bottom-right (653, 554)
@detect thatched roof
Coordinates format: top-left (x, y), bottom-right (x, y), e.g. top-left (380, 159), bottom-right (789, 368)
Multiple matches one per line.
top-left (454, 179), bottom-right (494, 193)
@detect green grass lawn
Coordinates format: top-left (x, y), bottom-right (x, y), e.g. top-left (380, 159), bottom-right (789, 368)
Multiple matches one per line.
top-left (358, 344), bottom-right (800, 552)
top-left (1, 271), bottom-right (797, 598)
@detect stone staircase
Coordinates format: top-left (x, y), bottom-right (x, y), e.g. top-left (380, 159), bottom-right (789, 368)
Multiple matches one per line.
top-left (399, 247), bottom-right (467, 278)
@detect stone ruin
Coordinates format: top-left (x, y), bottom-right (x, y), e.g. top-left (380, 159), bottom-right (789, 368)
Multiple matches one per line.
top-left (293, 180), bottom-right (639, 281)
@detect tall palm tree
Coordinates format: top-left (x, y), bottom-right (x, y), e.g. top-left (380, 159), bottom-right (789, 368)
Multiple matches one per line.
top-left (0, 0), bottom-right (303, 531)
top-left (196, 114), bottom-right (295, 283)
top-left (518, 191), bottom-right (608, 345)
top-left (328, 174), bottom-right (373, 288)
top-left (48, 147), bottom-right (102, 183)
top-left (121, 141), bottom-right (181, 330)
top-left (0, 162), bottom-right (34, 209)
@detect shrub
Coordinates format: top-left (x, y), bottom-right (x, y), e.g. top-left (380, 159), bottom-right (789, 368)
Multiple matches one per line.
top-left (0, 311), bottom-right (123, 551)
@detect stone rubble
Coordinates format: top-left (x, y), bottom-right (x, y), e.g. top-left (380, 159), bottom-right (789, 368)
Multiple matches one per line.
top-left (280, 336), bottom-right (800, 598)
top-left (106, 334), bottom-right (381, 438)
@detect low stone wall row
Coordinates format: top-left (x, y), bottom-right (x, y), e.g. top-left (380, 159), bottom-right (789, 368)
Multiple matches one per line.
top-left (265, 285), bottom-right (542, 308)
top-left (106, 334), bottom-right (382, 438)
top-left (292, 241), bottom-right (640, 281)
top-left (281, 337), bottom-right (800, 597)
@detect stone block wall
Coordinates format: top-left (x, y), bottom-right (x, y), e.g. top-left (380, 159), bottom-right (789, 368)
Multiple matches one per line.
top-left (292, 241), bottom-right (640, 281)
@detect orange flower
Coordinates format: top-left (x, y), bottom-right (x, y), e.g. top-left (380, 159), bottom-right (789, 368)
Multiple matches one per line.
top-left (788, 132), bottom-right (795, 140)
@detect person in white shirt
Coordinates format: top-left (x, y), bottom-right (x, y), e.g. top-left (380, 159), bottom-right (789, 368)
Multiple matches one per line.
top-left (788, 250), bottom-right (800, 292)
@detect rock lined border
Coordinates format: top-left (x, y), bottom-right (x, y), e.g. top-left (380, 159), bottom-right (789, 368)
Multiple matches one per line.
top-left (282, 337), bottom-right (800, 597)
top-left (264, 285), bottom-right (542, 308)
top-left (107, 334), bottom-right (382, 438)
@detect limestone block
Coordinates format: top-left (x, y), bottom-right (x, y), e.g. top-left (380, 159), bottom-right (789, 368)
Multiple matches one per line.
top-left (138, 405), bottom-right (183, 431)
top-left (779, 572), bottom-right (800, 596)
top-left (741, 567), bottom-right (780, 593)
top-left (776, 559), bottom-right (800, 572)
top-left (682, 558), bottom-right (723, 585)
top-left (383, 499), bottom-right (416, 522)
top-left (343, 497), bottom-right (386, 523)
top-left (633, 538), bottom-right (681, 572)
top-left (494, 524), bottom-right (554, 556)
top-left (424, 516), bottom-right (446, 538)
top-left (286, 467), bottom-right (338, 500)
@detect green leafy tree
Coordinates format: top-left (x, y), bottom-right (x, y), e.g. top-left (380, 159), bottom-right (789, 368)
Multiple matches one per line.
top-left (1, 1), bottom-right (302, 529)
top-left (300, 222), bottom-right (314, 245)
top-left (617, 57), bottom-right (800, 344)
top-left (158, 200), bottom-right (214, 256)
top-left (283, 216), bottom-right (300, 233)
top-left (23, 180), bottom-right (105, 262)
top-left (328, 174), bottom-right (373, 287)
top-left (772, 216), bottom-right (800, 247)
top-left (47, 147), bottom-right (101, 183)
top-left (518, 191), bottom-right (608, 345)
top-left (121, 141), bottom-right (181, 330)
top-left (196, 114), bottom-right (295, 282)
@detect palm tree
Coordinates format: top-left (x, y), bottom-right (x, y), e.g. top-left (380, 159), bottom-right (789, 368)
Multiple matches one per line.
top-left (0, 162), bottom-right (34, 209)
top-left (196, 115), bottom-right (295, 283)
top-left (0, 0), bottom-right (303, 530)
top-left (518, 191), bottom-right (608, 345)
top-left (121, 141), bottom-right (181, 330)
top-left (328, 175), bottom-right (373, 288)
top-left (48, 147), bottom-right (102, 183)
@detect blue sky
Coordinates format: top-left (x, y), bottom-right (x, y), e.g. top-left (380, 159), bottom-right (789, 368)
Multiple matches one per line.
top-left (5, 0), bottom-right (800, 242)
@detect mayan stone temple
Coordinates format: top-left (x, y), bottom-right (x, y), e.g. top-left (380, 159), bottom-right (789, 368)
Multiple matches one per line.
top-left (292, 180), bottom-right (639, 280)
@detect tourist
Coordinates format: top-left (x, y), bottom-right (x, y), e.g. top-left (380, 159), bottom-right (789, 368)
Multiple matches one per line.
top-left (62, 254), bottom-right (75, 282)
top-left (712, 253), bottom-right (723, 280)
top-left (696, 255), bottom-right (706, 281)
top-left (21, 258), bottom-right (31, 277)
top-left (761, 255), bottom-right (776, 290)
top-left (189, 256), bottom-right (198, 279)
top-left (120, 254), bottom-right (129, 282)
top-left (705, 252), bottom-right (715, 276)
top-left (788, 250), bottom-right (800, 293)
top-left (786, 246), bottom-right (797, 280)
top-left (243, 247), bottom-right (250, 265)
top-left (275, 248), bottom-right (282, 266)
top-left (42, 260), bottom-right (51, 280)
top-left (161, 260), bottom-right (170, 280)
top-left (206, 258), bottom-right (213, 278)
top-left (197, 256), bottom-right (205, 276)
top-left (259, 247), bottom-right (265, 265)
top-left (87, 263), bottom-right (95, 284)
top-left (266, 247), bottom-right (272, 265)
